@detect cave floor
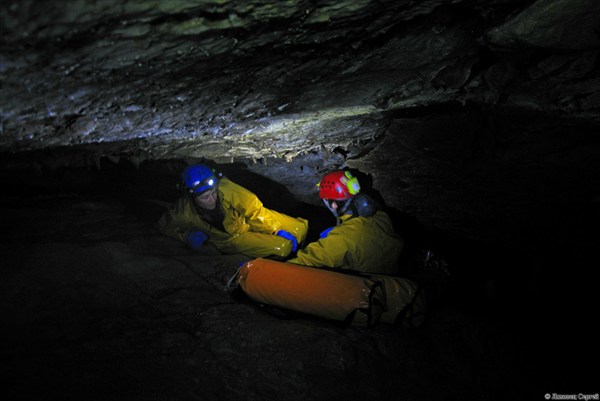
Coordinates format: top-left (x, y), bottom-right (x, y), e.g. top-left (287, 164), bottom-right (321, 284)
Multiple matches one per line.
top-left (0, 167), bottom-right (586, 401)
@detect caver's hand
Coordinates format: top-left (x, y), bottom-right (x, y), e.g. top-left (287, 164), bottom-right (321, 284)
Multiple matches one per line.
top-left (319, 227), bottom-right (334, 239)
top-left (186, 230), bottom-right (208, 251)
top-left (276, 230), bottom-right (298, 252)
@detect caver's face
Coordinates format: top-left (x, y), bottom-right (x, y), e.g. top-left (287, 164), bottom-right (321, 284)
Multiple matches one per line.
top-left (324, 199), bottom-right (343, 216)
top-left (194, 188), bottom-right (218, 210)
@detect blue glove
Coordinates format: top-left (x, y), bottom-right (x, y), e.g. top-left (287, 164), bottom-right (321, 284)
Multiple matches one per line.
top-left (276, 230), bottom-right (298, 252)
top-left (186, 230), bottom-right (208, 251)
top-left (319, 226), bottom-right (334, 239)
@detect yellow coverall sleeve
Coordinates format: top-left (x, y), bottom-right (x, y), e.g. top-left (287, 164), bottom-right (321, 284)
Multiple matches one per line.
top-left (157, 197), bottom-right (197, 243)
top-left (220, 178), bottom-right (283, 235)
top-left (288, 212), bottom-right (401, 274)
top-left (288, 224), bottom-right (353, 269)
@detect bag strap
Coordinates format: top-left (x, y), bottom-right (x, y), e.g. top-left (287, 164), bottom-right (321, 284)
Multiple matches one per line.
top-left (224, 263), bottom-right (245, 292)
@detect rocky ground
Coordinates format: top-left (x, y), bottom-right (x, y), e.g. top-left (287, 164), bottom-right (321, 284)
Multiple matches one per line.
top-left (1, 161), bottom-right (594, 401)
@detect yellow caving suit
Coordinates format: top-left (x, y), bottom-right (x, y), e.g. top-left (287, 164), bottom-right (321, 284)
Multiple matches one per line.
top-left (287, 211), bottom-right (403, 275)
top-left (158, 177), bottom-right (308, 258)
top-left (287, 210), bottom-right (421, 325)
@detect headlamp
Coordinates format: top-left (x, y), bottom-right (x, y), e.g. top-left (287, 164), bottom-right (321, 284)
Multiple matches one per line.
top-left (189, 176), bottom-right (217, 194)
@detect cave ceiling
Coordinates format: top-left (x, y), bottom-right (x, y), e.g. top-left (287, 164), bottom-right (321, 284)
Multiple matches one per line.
top-left (1, 0), bottom-right (599, 244)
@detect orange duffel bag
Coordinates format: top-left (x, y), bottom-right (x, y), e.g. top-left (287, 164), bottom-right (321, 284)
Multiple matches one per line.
top-left (235, 258), bottom-right (421, 327)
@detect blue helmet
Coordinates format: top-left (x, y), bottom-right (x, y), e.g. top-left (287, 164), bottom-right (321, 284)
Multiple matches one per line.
top-left (181, 164), bottom-right (219, 195)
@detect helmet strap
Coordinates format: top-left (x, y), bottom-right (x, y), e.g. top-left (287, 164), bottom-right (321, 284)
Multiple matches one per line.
top-left (323, 199), bottom-right (352, 218)
top-left (339, 199), bottom-right (352, 214)
top-left (323, 199), bottom-right (337, 216)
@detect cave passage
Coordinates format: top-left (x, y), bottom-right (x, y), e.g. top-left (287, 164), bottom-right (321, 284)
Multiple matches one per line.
top-left (1, 101), bottom-right (599, 401)
top-left (1, 150), bottom-right (597, 400)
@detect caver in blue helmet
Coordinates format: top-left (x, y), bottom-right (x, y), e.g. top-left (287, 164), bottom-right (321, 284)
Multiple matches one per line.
top-left (182, 164), bottom-right (220, 195)
top-left (160, 163), bottom-right (309, 258)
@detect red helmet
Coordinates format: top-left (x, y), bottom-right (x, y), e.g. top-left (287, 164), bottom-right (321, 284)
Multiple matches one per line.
top-left (318, 170), bottom-right (361, 200)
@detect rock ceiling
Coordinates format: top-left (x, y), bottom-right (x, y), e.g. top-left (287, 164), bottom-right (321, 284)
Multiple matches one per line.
top-left (1, 0), bottom-right (599, 244)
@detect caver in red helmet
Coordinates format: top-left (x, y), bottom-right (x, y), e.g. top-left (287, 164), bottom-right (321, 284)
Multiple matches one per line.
top-left (318, 170), bottom-right (361, 200)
